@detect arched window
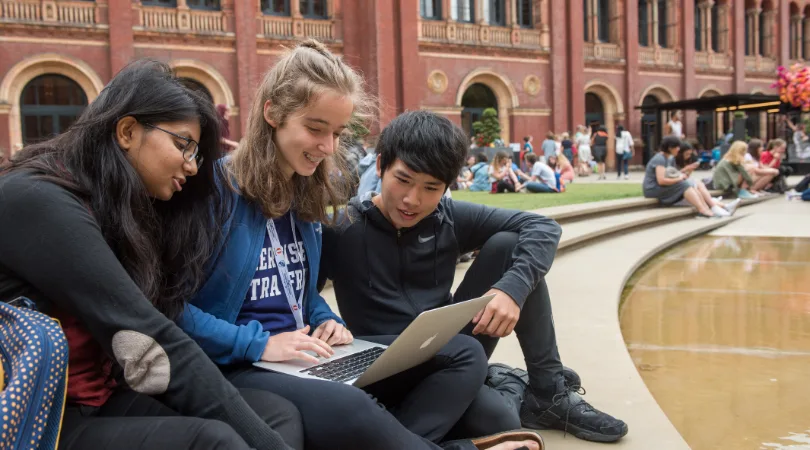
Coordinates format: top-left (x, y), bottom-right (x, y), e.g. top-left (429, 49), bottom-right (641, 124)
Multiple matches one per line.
top-left (20, 75), bottom-right (88, 145)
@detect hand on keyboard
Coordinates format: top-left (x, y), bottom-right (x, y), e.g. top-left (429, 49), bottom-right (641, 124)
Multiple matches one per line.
top-left (261, 325), bottom-right (334, 364)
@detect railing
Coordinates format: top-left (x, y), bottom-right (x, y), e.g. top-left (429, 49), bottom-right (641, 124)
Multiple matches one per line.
top-left (419, 20), bottom-right (545, 50)
top-left (137, 5), bottom-right (227, 33)
top-left (695, 51), bottom-right (731, 69)
top-left (638, 46), bottom-right (681, 66)
top-left (259, 15), bottom-right (337, 41)
top-left (583, 42), bottom-right (623, 61)
top-left (1, 0), bottom-right (98, 26)
top-left (745, 55), bottom-right (776, 72)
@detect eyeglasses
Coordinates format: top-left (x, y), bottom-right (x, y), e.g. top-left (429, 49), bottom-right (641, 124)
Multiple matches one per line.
top-left (143, 123), bottom-right (204, 166)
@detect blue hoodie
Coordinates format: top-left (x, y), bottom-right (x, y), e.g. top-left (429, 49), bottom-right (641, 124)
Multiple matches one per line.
top-left (178, 188), bottom-right (344, 365)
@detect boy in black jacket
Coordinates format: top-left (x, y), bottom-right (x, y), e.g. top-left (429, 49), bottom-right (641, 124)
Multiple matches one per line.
top-left (321, 111), bottom-right (627, 443)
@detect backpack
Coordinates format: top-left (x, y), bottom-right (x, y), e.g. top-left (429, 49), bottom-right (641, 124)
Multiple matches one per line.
top-left (0, 298), bottom-right (69, 450)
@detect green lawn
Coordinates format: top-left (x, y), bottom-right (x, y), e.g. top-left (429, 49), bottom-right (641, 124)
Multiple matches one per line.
top-left (451, 183), bottom-right (643, 211)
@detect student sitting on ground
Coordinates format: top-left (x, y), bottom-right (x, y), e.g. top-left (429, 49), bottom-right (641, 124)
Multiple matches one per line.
top-left (555, 153), bottom-right (576, 187)
top-left (455, 155), bottom-right (476, 190)
top-left (707, 141), bottom-right (760, 198)
top-left (0, 60), bottom-right (303, 450)
top-left (468, 153), bottom-right (492, 192)
top-left (743, 139), bottom-right (779, 192)
top-left (674, 142), bottom-right (740, 216)
top-left (524, 153), bottom-right (558, 193)
top-left (321, 111), bottom-right (629, 444)
top-left (761, 139), bottom-right (791, 193)
top-left (179, 40), bottom-right (540, 450)
top-left (644, 136), bottom-right (736, 218)
top-left (489, 151), bottom-right (524, 193)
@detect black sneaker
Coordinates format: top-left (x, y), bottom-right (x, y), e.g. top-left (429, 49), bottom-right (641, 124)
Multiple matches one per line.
top-left (520, 376), bottom-right (628, 443)
top-left (486, 364), bottom-right (582, 413)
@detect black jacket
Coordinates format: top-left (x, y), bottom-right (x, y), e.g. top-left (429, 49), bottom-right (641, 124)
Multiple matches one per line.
top-left (320, 192), bottom-right (562, 336)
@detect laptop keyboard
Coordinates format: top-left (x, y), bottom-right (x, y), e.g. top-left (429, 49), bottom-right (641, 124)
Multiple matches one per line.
top-left (300, 346), bottom-right (385, 383)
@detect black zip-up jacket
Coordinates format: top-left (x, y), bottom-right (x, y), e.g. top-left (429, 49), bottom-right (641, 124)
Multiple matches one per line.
top-left (0, 171), bottom-right (290, 450)
top-left (320, 192), bottom-right (562, 337)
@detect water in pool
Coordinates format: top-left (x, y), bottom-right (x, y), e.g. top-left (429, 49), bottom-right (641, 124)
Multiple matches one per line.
top-left (620, 236), bottom-right (810, 450)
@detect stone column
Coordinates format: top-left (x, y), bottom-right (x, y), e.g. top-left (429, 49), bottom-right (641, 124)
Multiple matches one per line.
top-left (539, 0), bottom-right (550, 48)
top-left (0, 104), bottom-right (10, 162)
top-left (733, 2), bottom-right (746, 93)
top-left (589, 0), bottom-right (598, 42)
top-left (550, 0), bottom-right (570, 132)
top-left (777, 1), bottom-right (791, 65)
top-left (442, 0), bottom-right (451, 20)
top-left (108, 0), bottom-right (135, 76)
top-left (233, 0), bottom-right (258, 135)
top-left (475, 0), bottom-right (484, 24)
top-left (400, 0), bottom-right (422, 113)
top-left (683, 0), bottom-right (696, 137)
top-left (624, 0), bottom-right (641, 165)
top-left (569, 0), bottom-right (585, 132)
top-left (717, 2), bottom-right (728, 52)
top-left (761, 9), bottom-right (776, 58)
top-left (792, 15), bottom-right (803, 59)
top-left (651, 0), bottom-right (659, 47)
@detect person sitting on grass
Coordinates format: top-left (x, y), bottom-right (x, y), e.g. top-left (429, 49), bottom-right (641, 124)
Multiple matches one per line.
top-left (489, 151), bottom-right (523, 193)
top-left (707, 141), bottom-right (761, 199)
top-left (321, 110), bottom-right (629, 444)
top-left (643, 136), bottom-right (737, 218)
top-left (524, 153), bottom-right (558, 193)
top-left (468, 153), bottom-right (491, 192)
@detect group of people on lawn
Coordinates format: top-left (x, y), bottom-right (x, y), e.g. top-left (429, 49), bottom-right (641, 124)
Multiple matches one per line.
top-left (0, 40), bottom-right (628, 450)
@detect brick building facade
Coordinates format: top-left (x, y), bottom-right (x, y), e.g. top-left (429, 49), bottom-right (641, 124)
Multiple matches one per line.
top-left (0, 0), bottom-right (803, 169)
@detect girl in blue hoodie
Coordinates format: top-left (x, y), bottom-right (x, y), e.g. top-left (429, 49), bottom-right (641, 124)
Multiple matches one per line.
top-left (178, 40), bottom-right (542, 450)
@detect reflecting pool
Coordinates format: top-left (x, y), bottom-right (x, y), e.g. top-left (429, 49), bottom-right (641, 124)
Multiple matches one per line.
top-left (620, 236), bottom-right (810, 450)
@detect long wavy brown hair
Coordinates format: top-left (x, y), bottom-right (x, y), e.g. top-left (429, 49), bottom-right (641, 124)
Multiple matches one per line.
top-left (228, 39), bottom-right (374, 223)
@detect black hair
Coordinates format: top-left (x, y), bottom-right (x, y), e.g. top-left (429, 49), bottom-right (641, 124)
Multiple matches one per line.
top-left (523, 136), bottom-right (530, 142)
top-left (2, 59), bottom-right (228, 320)
top-left (476, 153), bottom-right (489, 163)
top-left (377, 110), bottom-right (467, 187)
top-left (675, 141), bottom-right (694, 168)
top-left (660, 136), bottom-right (681, 154)
top-left (617, 125), bottom-right (625, 133)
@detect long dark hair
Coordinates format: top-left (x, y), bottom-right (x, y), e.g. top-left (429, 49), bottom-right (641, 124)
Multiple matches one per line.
top-left (1, 60), bottom-right (228, 319)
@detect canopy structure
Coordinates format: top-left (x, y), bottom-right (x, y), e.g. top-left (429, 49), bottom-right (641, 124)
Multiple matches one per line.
top-left (634, 94), bottom-right (781, 114)
top-left (634, 94), bottom-right (785, 165)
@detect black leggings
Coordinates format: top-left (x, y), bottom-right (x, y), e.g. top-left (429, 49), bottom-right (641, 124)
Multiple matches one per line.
top-left (223, 335), bottom-right (485, 450)
top-left (59, 388), bottom-right (304, 450)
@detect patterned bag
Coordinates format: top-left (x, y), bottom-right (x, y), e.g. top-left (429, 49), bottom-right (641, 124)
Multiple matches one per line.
top-left (0, 298), bottom-right (69, 450)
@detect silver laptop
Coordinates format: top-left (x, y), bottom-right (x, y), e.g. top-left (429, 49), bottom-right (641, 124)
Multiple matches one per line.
top-left (253, 294), bottom-right (493, 388)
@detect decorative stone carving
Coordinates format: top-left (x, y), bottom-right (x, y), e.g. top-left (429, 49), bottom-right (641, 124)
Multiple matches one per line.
top-left (427, 70), bottom-right (448, 94)
top-left (523, 75), bottom-right (541, 96)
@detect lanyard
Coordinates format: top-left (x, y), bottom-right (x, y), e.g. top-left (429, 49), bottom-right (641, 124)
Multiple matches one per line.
top-left (265, 213), bottom-right (305, 330)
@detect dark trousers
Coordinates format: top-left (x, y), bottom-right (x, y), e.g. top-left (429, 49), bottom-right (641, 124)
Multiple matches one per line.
top-left (60, 388), bottom-right (304, 450)
top-left (617, 154), bottom-right (629, 176)
top-left (449, 231), bottom-right (564, 438)
top-left (224, 334), bottom-right (485, 450)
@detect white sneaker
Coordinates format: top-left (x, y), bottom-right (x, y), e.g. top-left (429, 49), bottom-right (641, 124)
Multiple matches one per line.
top-left (712, 196), bottom-right (723, 202)
top-left (723, 199), bottom-right (741, 216)
top-left (711, 205), bottom-right (731, 217)
top-left (624, 175), bottom-right (629, 180)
